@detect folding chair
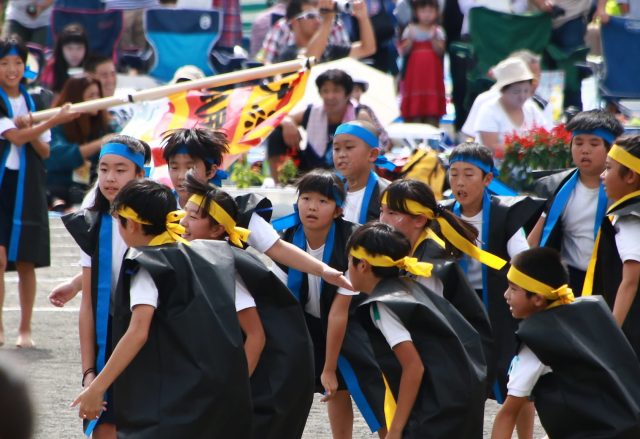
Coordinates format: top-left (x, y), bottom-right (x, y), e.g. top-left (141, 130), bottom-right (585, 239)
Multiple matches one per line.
top-left (50, 8), bottom-right (123, 59)
top-left (600, 16), bottom-right (640, 100)
top-left (144, 8), bottom-right (222, 83)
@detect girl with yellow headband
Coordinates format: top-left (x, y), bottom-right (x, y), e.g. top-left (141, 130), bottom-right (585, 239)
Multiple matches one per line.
top-left (62, 135), bottom-right (149, 438)
top-left (347, 222), bottom-right (487, 438)
top-left (72, 179), bottom-right (254, 437)
top-left (181, 172), bottom-right (315, 439)
top-left (587, 134), bottom-right (640, 358)
top-left (493, 247), bottom-right (640, 439)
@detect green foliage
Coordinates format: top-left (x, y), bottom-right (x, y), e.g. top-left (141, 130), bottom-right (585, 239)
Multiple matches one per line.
top-left (230, 157), bottom-right (264, 188)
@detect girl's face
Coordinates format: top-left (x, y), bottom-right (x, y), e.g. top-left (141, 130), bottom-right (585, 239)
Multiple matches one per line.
top-left (0, 55), bottom-right (25, 92)
top-left (62, 43), bottom-right (86, 68)
top-left (297, 191), bottom-right (340, 231)
top-left (82, 83), bottom-right (101, 116)
top-left (416, 5), bottom-right (438, 25)
top-left (97, 154), bottom-right (142, 202)
top-left (180, 201), bottom-right (224, 241)
top-left (380, 203), bottom-right (418, 240)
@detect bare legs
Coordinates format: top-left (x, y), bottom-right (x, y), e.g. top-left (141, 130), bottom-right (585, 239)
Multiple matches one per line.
top-left (15, 261), bottom-right (36, 347)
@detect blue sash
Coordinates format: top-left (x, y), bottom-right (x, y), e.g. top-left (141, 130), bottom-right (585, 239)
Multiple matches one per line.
top-left (540, 172), bottom-right (608, 247)
top-left (344, 171), bottom-right (379, 225)
top-left (85, 214), bottom-right (113, 436)
top-left (0, 85), bottom-right (36, 262)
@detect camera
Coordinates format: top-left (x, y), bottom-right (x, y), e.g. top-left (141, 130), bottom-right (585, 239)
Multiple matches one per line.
top-left (550, 5), bottom-right (566, 18)
top-left (26, 3), bottom-right (38, 17)
top-left (334, 0), bottom-right (353, 14)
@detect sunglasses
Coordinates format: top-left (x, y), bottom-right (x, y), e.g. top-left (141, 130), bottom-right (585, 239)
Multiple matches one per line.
top-left (295, 10), bottom-right (320, 21)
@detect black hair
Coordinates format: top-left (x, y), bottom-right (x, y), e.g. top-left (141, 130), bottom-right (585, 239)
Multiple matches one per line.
top-left (0, 36), bottom-right (28, 63)
top-left (296, 169), bottom-right (346, 206)
top-left (286, 0), bottom-right (316, 20)
top-left (449, 142), bottom-right (494, 177)
top-left (183, 171), bottom-right (240, 243)
top-left (411, 0), bottom-right (439, 23)
top-left (346, 222), bottom-right (411, 278)
top-left (0, 355), bottom-right (33, 439)
top-left (162, 128), bottom-right (229, 174)
top-left (83, 53), bottom-right (113, 73)
top-left (112, 179), bottom-right (177, 236)
top-left (315, 69), bottom-right (354, 96)
top-left (383, 179), bottom-right (478, 258)
top-left (51, 23), bottom-right (89, 93)
top-left (510, 247), bottom-right (568, 298)
top-left (612, 135), bottom-right (640, 179)
top-left (90, 135), bottom-right (151, 213)
top-left (565, 109), bottom-right (624, 150)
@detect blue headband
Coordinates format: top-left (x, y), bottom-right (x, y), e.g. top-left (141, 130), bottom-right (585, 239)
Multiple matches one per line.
top-left (3, 45), bottom-right (36, 80)
top-left (334, 123), bottom-right (396, 171)
top-left (175, 144), bottom-right (221, 165)
top-left (99, 142), bottom-right (145, 169)
top-left (572, 128), bottom-right (615, 144)
top-left (449, 155), bottom-right (500, 177)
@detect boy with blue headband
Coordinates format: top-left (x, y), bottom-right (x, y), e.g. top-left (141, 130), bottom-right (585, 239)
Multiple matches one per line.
top-left (583, 134), bottom-right (640, 358)
top-left (348, 222), bottom-right (487, 438)
top-left (273, 169), bottom-right (388, 438)
top-left (529, 109), bottom-right (624, 296)
top-left (445, 142), bottom-right (544, 436)
top-left (71, 179), bottom-right (253, 438)
top-left (492, 247), bottom-right (640, 439)
top-left (333, 120), bottom-right (395, 224)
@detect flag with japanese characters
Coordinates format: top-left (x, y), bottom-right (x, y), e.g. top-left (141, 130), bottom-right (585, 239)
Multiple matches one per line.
top-left (121, 68), bottom-right (309, 183)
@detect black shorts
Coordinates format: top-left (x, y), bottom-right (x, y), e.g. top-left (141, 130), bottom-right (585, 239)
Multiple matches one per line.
top-left (266, 126), bottom-right (289, 158)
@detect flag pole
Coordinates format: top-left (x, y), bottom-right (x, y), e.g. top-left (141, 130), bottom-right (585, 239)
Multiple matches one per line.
top-left (31, 58), bottom-right (314, 122)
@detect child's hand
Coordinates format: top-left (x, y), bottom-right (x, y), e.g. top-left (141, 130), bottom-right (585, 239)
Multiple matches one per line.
top-left (52, 103), bottom-right (81, 126)
top-left (70, 384), bottom-right (107, 421)
top-left (48, 280), bottom-right (80, 307)
top-left (320, 265), bottom-right (353, 291)
top-left (14, 113), bottom-right (33, 129)
top-left (320, 369), bottom-right (338, 402)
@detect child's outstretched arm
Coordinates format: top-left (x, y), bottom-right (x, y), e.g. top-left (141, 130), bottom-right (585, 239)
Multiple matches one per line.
top-left (237, 307), bottom-right (266, 376)
top-left (612, 260), bottom-right (640, 326)
top-left (527, 214), bottom-right (545, 248)
top-left (49, 272), bottom-right (83, 307)
top-left (491, 395), bottom-right (530, 439)
top-left (265, 239), bottom-right (353, 290)
top-left (387, 341), bottom-right (424, 439)
top-left (71, 304), bottom-right (154, 420)
top-left (321, 294), bottom-right (351, 401)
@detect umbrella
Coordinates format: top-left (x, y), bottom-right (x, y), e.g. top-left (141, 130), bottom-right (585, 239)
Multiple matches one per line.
top-left (292, 57), bottom-right (399, 126)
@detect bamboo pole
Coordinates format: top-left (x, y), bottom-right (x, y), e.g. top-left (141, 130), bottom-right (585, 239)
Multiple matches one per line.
top-left (31, 58), bottom-right (313, 122)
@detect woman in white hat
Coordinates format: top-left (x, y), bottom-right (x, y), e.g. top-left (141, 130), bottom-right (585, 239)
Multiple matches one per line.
top-left (474, 57), bottom-right (550, 159)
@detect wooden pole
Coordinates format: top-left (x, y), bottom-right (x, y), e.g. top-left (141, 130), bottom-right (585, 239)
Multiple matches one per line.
top-left (31, 58), bottom-right (313, 122)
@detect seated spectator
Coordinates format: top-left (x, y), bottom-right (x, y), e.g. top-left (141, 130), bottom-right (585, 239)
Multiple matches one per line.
top-left (45, 76), bottom-right (114, 211)
top-left (250, 0), bottom-right (287, 59)
top-left (257, 0), bottom-right (351, 63)
top-left (2, 0), bottom-right (53, 48)
top-left (268, 69), bottom-right (386, 181)
top-left (474, 57), bottom-right (550, 158)
top-left (40, 23), bottom-right (89, 95)
top-left (276, 0), bottom-right (376, 62)
top-left (462, 50), bottom-right (551, 140)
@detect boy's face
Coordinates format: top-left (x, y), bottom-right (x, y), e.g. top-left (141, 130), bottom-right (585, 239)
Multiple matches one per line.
top-left (168, 153), bottom-right (214, 205)
top-left (601, 156), bottom-right (633, 201)
top-left (448, 161), bottom-right (491, 212)
top-left (297, 191), bottom-right (340, 232)
top-left (180, 201), bottom-right (224, 241)
top-left (571, 134), bottom-right (608, 177)
top-left (504, 282), bottom-right (544, 319)
top-left (347, 256), bottom-right (369, 293)
top-left (97, 154), bottom-right (143, 202)
top-left (116, 216), bottom-right (145, 248)
top-left (333, 134), bottom-right (377, 180)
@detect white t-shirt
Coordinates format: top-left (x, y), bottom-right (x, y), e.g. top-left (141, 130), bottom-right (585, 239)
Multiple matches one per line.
top-left (235, 274), bottom-right (256, 312)
top-left (462, 89), bottom-right (500, 139)
top-left (462, 210), bottom-right (529, 290)
top-left (371, 302), bottom-right (412, 348)
top-left (129, 266), bottom-right (159, 310)
top-left (247, 213), bottom-right (280, 253)
top-left (559, 179), bottom-right (600, 270)
top-left (474, 95), bottom-right (550, 146)
top-left (0, 95), bottom-right (51, 170)
top-left (415, 273), bottom-right (444, 297)
top-left (507, 344), bottom-right (552, 397)
top-left (343, 187), bottom-right (366, 224)
top-left (613, 214), bottom-right (640, 263)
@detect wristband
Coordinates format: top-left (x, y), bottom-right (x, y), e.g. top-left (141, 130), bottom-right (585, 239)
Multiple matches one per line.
top-left (82, 367), bottom-right (96, 387)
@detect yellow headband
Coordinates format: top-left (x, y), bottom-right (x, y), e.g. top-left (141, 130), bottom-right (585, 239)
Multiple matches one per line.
top-left (188, 194), bottom-right (251, 248)
top-left (381, 194), bottom-right (506, 270)
top-left (350, 246), bottom-right (433, 278)
top-left (609, 144), bottom-right (640, 175)
top-left (507, 265), bottom-right (574, 309)
top-left (117, 206), bottom-right (189, 246)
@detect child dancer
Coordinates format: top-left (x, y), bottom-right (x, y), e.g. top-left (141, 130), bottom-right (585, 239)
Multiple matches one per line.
top-left (181, 173), bottom-right (314, 439)
top-left (492, 247), bottom-right (640, 438)
top-left (71, 179), bottom-right (253, 438)
top-left (0, 37), bottom-right (78, 347)
top-left (274, 169), bottom-right (388, 438)
top-left (349, 222), bottom-right (486, 438)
